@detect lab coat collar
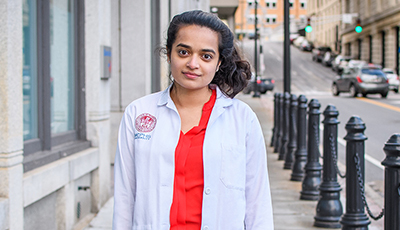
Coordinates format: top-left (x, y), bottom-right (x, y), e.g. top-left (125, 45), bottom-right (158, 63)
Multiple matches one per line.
top-left (157, 83), bottom-right (233, 109)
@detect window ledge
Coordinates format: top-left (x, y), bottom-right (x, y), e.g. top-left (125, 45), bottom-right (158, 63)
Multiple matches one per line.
top-left (23, 140), bottom-right (91, 173)
top-left (23, 146), bottom-right (99, 207)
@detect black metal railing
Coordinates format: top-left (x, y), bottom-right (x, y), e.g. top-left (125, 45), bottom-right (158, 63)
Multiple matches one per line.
top-left (271, 93), bottom-right (400, 229)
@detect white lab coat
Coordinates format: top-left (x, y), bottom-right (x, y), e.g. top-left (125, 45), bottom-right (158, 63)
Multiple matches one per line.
top-left (113, 84), bottom-right (274, 230)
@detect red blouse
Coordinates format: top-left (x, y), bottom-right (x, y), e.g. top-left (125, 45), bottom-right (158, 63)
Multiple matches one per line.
top-left (170, 89), bottom-right (216, 230)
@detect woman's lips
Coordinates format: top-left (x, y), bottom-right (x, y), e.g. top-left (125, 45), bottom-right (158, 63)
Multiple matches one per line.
top-left (183, 72), bottom-right (200, 79)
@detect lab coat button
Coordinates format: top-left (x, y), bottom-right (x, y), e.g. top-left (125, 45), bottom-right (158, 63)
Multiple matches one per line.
top-left (203, 226), bottom-right (209, 230)
top-left (205, 187), bottom-right (211, 195)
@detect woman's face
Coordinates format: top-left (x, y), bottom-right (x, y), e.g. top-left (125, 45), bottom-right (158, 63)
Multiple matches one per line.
top-left (168, 25), bottom-right (221, 93)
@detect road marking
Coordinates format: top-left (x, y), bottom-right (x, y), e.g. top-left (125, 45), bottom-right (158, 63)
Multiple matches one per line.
top-left (357, 97), bottom-right (400, 113)
top-left (319, 126), bottom-right (384, 170)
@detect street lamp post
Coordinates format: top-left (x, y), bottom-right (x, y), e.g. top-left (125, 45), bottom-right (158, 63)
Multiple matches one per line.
top-left (253, 0), bottom-right (260, 98)
top-left (283, 0), bottom-right (291, 93)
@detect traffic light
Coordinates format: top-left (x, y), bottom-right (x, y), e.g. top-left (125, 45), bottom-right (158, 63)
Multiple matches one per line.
top-left (355, 18), bottom-right (362, 33)
top-left (305, 17), bottom-right (312, 33)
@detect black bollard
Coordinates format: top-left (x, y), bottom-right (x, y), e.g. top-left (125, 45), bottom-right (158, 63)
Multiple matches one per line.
top-left (279, 92), bottom-right (290, 160)
top-left (382, 134), bottom-right (400, 230)
top-left (271, 93), bottom-right (279, 147)
top-left (340, 116), bottom-right (370, 230)
top-left (314, 105), bottom-right (343, 228)
top-left (300, 99), bottom-right (322, 200)
top-left (291, 95), bottom-right (308, 181)
top-left (284, 94), bottom-right (297, 169)
top-left (274, 93), bottom-right (283, 153)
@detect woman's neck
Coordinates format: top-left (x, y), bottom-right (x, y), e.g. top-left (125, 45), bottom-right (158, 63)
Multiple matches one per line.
top-left (170, 84), bottom-right (213, 109)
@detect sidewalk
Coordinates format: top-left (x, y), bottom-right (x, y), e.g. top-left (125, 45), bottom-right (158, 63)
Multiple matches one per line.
top-left (83, 93), bottom-right (385, 230)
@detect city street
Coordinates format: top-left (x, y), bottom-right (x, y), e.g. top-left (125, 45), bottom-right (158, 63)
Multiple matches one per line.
top-left (241, 39), bottom-right (400, 191)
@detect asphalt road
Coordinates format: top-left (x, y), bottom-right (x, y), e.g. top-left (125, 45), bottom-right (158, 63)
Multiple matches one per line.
top-left (241, 39), bottom-right (400, 189)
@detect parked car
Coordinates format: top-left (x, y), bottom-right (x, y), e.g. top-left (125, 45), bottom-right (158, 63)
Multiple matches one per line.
top-left (299, 40), bottom-right (314, 52)
top-left (248, 32), bottom-right (260, 40)
top-left (383, 68), bottom-right (399, 93)
top-left (348, 59), bottom-right (367, 69)
top-left (321, 51), bottom-right (337, 66)
top-left (332, 55), bottom-right (352, 73)
top-left (243, 73), bottom-right (275, 94)
top-left (312, 46), bottom-right (332, 62)
top-left (290, 33), bottom-right (300, 44)
top-left (336, 59), bottom-right (367, 74)
top-left (293, 36), bottom-right (306, 48)
top-left (332, 64), bottom-right (389, 98)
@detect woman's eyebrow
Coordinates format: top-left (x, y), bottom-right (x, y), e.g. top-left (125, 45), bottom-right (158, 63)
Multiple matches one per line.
top-left (176, 43), bottom-right (216, 55)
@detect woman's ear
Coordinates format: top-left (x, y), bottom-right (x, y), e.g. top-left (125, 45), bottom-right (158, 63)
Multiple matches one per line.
top-left (167, 48), bottom-right (171, 64)
top-left (216, 61), bottom-right (221, 72)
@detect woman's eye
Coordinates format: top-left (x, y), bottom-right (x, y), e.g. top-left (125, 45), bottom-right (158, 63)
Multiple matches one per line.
top-left (178, 50), bottom-right (188, 56)
top-left (203, 54), bottom-right (212, 60)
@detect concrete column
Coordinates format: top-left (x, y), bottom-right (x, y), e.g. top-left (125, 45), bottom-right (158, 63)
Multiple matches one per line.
top-left (56, 183), bottom-right (75, 230)
top-left (85, 0), bottom-right (112, 211)
top-left (0, 0), bottom-right (24, 229)
top-left (386, 28), bottom-right (396, 69)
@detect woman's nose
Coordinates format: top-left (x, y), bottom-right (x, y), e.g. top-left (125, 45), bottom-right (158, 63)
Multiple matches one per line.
top-left (186, 56), bottom-right (200, 69)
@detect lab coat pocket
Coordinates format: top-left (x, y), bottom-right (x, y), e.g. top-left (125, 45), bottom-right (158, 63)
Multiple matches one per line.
top-left (220, 144), bottom-right (246, 191)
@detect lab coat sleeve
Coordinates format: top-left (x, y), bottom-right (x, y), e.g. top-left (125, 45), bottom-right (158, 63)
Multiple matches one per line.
top-left (244, 112), bottom-right (274, 229)
top-left (113, 109), bottom-right (136, 230)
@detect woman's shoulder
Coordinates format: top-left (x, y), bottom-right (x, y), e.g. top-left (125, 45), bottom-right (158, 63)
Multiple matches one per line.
top-left (221, 96), bottom-right (257, 120)
top-left (124, 90), bottom-right (166, 113)
top-left (230, 97), bottom-right (254, 112)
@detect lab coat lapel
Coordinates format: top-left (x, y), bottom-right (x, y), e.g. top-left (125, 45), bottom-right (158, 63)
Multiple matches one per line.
top-left (207, 86), bottom-right (233, 127)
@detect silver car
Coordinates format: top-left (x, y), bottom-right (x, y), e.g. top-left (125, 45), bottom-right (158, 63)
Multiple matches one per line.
top-left (383, 68), bottom-right (399, 93)
top-left (332, 64), bottom-right (389, 98)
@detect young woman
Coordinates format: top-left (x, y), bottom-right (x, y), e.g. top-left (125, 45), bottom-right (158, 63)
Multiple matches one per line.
top-left (113, 10), bottom-right (274, 230)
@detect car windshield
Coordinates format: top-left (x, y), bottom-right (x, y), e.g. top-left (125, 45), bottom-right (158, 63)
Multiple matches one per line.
top-left (361, 68), bottom-right (385, 76)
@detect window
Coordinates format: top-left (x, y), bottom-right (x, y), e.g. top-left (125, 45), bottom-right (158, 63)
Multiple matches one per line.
top-left (265, 15), bottom-right (278, 24)
top-left (289, 0), bottom-right (294, 8)
top-left (22, 0), bottom-right (88, 172)
top-left (23, 0), bottom-right (38, 141)
top-left (299, 15), bottom-right (306, 23)
top-left (300, 0), bottom-right (307, 9)
top-left (265, 0), bottom-right (277, 9)
top-left (247, 14), bottom-right (260, 23)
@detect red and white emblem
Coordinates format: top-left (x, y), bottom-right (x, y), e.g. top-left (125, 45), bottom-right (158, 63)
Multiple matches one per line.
top-left (135, 113), bottom-right (157, 132)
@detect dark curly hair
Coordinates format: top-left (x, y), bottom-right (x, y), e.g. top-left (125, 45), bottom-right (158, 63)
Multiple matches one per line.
top-left (166, 10), bottom-right (251, 98)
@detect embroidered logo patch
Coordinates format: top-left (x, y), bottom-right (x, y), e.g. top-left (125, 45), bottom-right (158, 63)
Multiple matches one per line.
top-left (135, 113), bottom-right (157, 132)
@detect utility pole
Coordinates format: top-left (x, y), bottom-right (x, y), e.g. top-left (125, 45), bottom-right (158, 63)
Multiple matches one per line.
top-left (253, 0), bottom-right (260, 97)
top-left (283, 0), bottom-right (291, 93)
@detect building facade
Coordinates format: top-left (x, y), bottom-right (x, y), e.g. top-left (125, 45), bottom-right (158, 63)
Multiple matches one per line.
top-left (340, 0), bottom-right (400, 73)
top-left (307, 0), bottom-right (400, 72)
top-left (306, 0), bottom-right (342, 51)
top-left (210, 0), bottom-right (239, 31)
top-left (0, 0), bottom-right (210, 229)
top-left (235, 0), bottom-right (308, 40)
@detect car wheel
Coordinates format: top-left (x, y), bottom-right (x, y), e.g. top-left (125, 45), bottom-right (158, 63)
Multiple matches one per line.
top-left (394, 87), bottom-right (399, 93)
top-left (349, 85), bottom-right (358, 97)
top-left (332, 84), bottom-right (340, 96)
top-left (362, 93), bottom-right (367, 97)
top-left (381, 91), bottom-right (388, 98)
